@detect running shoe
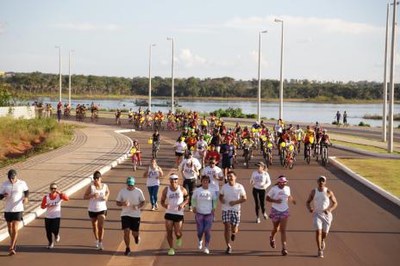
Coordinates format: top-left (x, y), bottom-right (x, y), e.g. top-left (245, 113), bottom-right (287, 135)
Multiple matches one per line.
top-left (318, 250), bottom-right (324, 258)
top-left (321, 240), bottom-right (326, 251)
top-left (204, 247), bottom-right (210, 254)
top-left (269, 236), bottom-right (276, 249)
top-left (282, 249), bottom-right (288, 256)
top-left (124, 247), bottom-right (131, 256)
top-left (225, 245), bottom-right (232, 254)
top-left (263, 212), bottom-right (268, 220)
top-left (151, 206), bottom-right (155, 211)
top-left (135, 236), bottom-right (140, 244)
top-left (48, 242), bottom-right (54, 249)
top-left (95, 240), bottom-right (99, 249)
top-left (168, 248), bottom-right (175, 256)
top-left (230, 234), bottom-right (236, 242)
top-left (176, 237), bottom-right (183, 247)
top-left (256, 217), bottom-right (260, 223)
top-left (155, 203), bottom-right (158, 210)
top-left (55, 234), bottom-right (61, 243)
top-left (198, 240), bottom-right (203, 250)
top-left (189, 206), bottom-right (193, 212)
top-left (98, 242), bottom-right (104, 250)
top-left (8, 249), bottom-right (16, 256)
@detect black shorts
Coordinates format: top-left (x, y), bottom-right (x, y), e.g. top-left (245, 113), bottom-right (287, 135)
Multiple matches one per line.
top-left (221, 157), bottom-right (233, 169)
top-left (121, 216), bottom-right (141, 231)
top-left (88, 210), bottom-right (107, 218)
top-left (164, 213), bottom-right (184, 223)
top-left (4, 212), bottom-right (23, 222)
top-left (175, 151), bottom-right (184, 157)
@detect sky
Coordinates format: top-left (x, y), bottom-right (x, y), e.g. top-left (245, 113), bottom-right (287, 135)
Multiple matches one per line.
top-left (0, 0), bottom-right (396, 82)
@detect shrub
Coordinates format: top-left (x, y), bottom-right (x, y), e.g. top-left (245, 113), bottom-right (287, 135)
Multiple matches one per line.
top-left (358, 121), bottom-right (370, 127)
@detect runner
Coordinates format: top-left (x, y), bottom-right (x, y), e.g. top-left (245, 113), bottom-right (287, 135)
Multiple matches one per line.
top-left (83, 171), bottom-right (110, 250)
top-left (220, 137), bottom-right (236, 180)
top-left (179, 152), bottom-right (201, 211)
top-left (160, 173), bottom-right (189, 256)
top-left (191, 175), bottom-right (218, 254)
top-left (40, 182), bottom-right (69, 249)
top-left (219, 170), bottom-right (247, 254)
top-left (116, 177), bottom-right (146, 256)
top-left (201, 157), bottom-right (224, 199)
top-left (0, 169), bottom-right (29, 256)
top-left (250, 162), bottom-right (271, 223)
top-left (266, 175), bottom-right (296, 256)
top-left (306, 175), bottom-right (338, 258)
top-left (143, 158), bottom-right (164, 210)
top-left (174, 137), bottom-right (187, 167)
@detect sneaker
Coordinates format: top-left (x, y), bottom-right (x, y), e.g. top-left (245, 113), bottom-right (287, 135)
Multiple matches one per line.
top-left (98, 242), bottom-right (104, 250)
top-left (204, 247), bottom-right (210, 254)
top-left (176, 237), bottom-right (182, 247)
top-left (124, 247), bottom-right (131, 256)
top-left (135, 236), bottom-right (140, 244)
top-left (151, 206), bottom-right (155, 211)
top-left (263, 212), bottom-right (268, 220)
top-left (282, 249), bottom-right (288, 256)
top-left (95, 240), bottom-right (99, 249)
top-left (318, 250), bottom-right (324, 258)
top-left (8, 249), bottom-right (16, 256)
top-left (55, 235), bottom-right (60, 243)
top-left (189, 206), bottom-right (193, 212)
top-left (321, 240), bottom-right (326, 251)
top-left (155, 203), bottom-right (158, 210)
top-left (198, 240), bottom-right (203, 250)
top-left (230, 234), bottom-right (236, 242)
top-left (168, 248), bottom-right (175, 256)
top-left (47, 242), bottom-right (54, 249)
top-left (256, 217), bottom-right (260, 223)
top-left (269, 236), bottom-right (276, 249)
top-left (225, 245), bottom-right (232, 254)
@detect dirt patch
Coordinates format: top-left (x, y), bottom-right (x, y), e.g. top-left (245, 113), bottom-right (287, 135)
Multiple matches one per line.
top-left (1, 135), bottom-right (47, 159)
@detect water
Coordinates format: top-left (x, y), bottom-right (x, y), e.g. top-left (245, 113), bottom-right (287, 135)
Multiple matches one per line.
top-left (27, 97), bottom-right (399, 128)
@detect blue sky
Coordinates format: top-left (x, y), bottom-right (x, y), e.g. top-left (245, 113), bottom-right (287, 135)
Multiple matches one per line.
top-left (0, 0), bottom-right (395, 82)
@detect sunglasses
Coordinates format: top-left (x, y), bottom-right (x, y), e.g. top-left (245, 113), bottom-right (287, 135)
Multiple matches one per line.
top-left (50, 187), bottom-right (57, 190)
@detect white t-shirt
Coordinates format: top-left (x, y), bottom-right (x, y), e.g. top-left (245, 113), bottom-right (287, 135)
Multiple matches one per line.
top-left (201, 165), bottom-right (224, 192)
top-left (175, 141), bottom-right (187, 153)
top-left (180, 158), bottom-right (201, 180)
top-left (250, 170), bottom-right (271, 190)
top-left (88, 184), bottom-right (108, 212)
top-left (146, 167), bottom-right (162, 187)
top-left (267, 185), bottom-right (291, 212)
top-left (220, 182), bottom-right (246, 212)
top-left (192, 187), bottom-right (216, 215)
top-left (0, 179), bottom-right (29, 212)
top-left (116, 187), bottom-right (145, 218)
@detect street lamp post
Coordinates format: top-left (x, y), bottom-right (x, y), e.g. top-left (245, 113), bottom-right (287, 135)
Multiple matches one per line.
top-left (55, 46), bottom-right (62, 102)
top-left (388, 0), bottom-right (397, 152)
top-left (68, 50), bottom-right (74, 107)
top-left (382, 3), bottom-right (390, 142)
top-left (275, 18), bottom-right (284, 120)
top-left (148, 44), bottom-right (156, 111)
top-left (167, 37), bottom-right (175, 113)
top-left (257, 30), bottom-right (267, 122)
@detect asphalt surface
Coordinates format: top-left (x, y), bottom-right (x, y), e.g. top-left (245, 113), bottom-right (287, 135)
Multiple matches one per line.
top-left (0, 117), bottom-right (399, 266)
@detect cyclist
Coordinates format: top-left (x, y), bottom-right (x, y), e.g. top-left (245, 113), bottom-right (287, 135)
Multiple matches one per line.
top-left (318, 129), bottom-right (331, 154)
top-left (304, 126), bottom-right (315, 160)
top-left (152, 129), bottom-right (161, 159)
top-left (294, 125), bottom-right (304, 153)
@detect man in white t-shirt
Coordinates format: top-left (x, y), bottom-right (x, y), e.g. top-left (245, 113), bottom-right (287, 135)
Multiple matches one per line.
top-left (219, 170), bottom-right (247, 254)
top-left (0, 169), bottom-right (29, 256)
top-left (179, 152), bottom-right (201, 211)
top-left (201, 157), bottom-right (224, 198)
top-left (116, 177), bottom-right (145, 256)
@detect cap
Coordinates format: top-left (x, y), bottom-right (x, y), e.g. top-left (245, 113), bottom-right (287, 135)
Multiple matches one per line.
top-left (318, 175), bottom-right (327, 181)
top-left (169, 174), bottom-right (179, 180)
top-left (127, 176), bottom-right (135, 186)
top-left (277, 175), bottom-right (288, 183)
top-left (7, 169), bottom-right (17, 179)
top-left (255, 161), bottom-right (265, 167)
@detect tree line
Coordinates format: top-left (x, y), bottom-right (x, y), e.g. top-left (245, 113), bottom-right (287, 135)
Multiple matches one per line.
top-left (1, 72), bottom-right (399, 101)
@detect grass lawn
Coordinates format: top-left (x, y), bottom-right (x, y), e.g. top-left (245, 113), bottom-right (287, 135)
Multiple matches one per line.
top-left (332, 139), bottom-right (400, 155)
top-left (336, 158), bottom-right (400, 197)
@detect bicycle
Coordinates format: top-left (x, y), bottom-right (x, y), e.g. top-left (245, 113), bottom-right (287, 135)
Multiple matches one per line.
top-left (321, 143), bottom-right (329, 166)
top-left (243, 146), bottom-right (252, 169)
top-left (152, 141), bottom-right (160, 159)
top-left (279, 142), bottom-right (287, 166)
top-left (262, 141), bottom-right (273, 167)
top-left (283, 147), bottom-right (295, 169)
top-left (314, 143), bottom-right (320, 162)
top-left (304, 143), bottom-right (312, 165)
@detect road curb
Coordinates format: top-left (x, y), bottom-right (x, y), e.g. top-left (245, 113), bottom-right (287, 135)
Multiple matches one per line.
top-left (0, 129), bottom-right (134, 243)
top-left (333, 144), bottom-right (400, 159)
top-left (330, 156), bottom-right (400, 207)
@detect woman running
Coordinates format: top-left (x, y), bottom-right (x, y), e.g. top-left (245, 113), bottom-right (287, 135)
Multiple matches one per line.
top-left (143, 158), bottom-right (164, 210)
top-left (250, 162), bottom-right (271, 223)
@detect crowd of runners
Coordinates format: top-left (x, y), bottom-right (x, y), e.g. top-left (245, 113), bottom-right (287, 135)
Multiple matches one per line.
top-left (0, 108), bottom-right (338, 259)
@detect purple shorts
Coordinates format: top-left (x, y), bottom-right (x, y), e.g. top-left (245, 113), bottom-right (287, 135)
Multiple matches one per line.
top-left (269, 208), bottom-right (289, 222)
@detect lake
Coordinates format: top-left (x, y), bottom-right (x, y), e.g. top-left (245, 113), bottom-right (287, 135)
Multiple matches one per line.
top-left (28, 97), bottom-right (400, 128)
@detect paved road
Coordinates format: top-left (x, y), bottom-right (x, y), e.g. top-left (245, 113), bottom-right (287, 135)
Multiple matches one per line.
top-left (1, 125), bottom-right (399, 266)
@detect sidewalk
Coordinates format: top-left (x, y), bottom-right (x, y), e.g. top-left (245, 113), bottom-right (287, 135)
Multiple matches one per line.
top-left (0, 122), bottom-right (133, 242)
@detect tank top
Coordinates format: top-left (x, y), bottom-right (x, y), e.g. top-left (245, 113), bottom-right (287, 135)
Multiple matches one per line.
top-left (88, 184), bottom-right (108, 212)
top-left (166, 186), bottom-right (184, 216)
top-left (146, 167), bottom-right (161, 187)
top-left (45, 194), bottom-right (62, 219)
top-left (313, 187), bottom-right (330, 213)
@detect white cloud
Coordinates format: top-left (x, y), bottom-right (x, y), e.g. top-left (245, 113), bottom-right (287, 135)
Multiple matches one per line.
top-left (223, 15), bottom-right (381, 34)
top-left (178, 49), bottom-right (207, 67)
top-left (52, 23), bottom-right (120, 32)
